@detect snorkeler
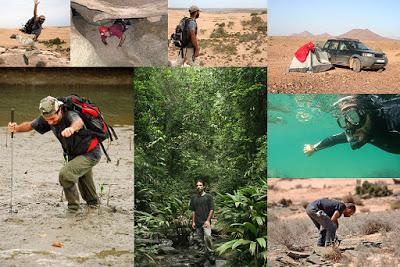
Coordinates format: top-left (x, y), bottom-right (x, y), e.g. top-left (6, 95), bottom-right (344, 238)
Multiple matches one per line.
top-left (304, 95), bottom-right (400, 156)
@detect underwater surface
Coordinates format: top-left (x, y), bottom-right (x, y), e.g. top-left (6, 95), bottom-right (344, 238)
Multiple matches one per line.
top-left (268, 94), bottom-right (400, 178)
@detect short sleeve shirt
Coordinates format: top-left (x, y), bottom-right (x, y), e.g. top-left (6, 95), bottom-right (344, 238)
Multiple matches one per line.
top-left (186, 19), bottom-right (197, 48)
top-left (309, 198), bottom-right (346, 218)
top-left (190, 193), bottom-right (214, 228)
top-left (31, 110), bottom-right (101, 161)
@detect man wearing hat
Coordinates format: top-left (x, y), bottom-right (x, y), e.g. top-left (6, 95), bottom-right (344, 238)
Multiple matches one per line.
top-left (19, 0), bottom-right (46, 41)
top-left (170, 5), bottom-right (201, 66)
top-left (8, 96), bottom-right (101, 215)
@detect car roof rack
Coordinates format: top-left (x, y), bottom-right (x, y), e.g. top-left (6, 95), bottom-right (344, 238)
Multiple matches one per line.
top-left (328, 38), bottom-right (360, 42)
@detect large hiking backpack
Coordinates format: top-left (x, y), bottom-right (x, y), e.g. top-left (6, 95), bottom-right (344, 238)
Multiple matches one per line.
top-left (58, 94), bottom-right (118, 162)
top-left (170, 17), bottom-right (193, 48)
top-left (21, 17), bottom-right (35, 34)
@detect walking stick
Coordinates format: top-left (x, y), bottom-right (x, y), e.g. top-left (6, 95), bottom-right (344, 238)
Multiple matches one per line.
top-left (9, 108), bottom-right (16, 213)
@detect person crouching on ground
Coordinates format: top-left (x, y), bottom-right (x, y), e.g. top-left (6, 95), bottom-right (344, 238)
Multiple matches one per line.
top-left (98, 19), bottom-right (130, 47)
top-left (8, 96), bottom-right (101, 215)
top-left (306, 198), bottom-right (355, 247)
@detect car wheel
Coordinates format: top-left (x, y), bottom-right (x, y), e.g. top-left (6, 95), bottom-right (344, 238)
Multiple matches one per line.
top-left (352, 58), bottom-right (361, 72)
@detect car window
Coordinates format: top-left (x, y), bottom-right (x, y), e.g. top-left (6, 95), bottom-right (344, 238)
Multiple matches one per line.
top-left (355, 42), bottom-right (370, 50)
top-left (323, 41), bottom-right (331, 49)
top-left (339, 42), bottom-right (349, 50)
top-left (328, 41), bottom-right (339, 50)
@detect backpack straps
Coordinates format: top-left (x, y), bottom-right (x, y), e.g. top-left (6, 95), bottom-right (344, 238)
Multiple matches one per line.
top-left (100, 142), bottom-right (112, 163)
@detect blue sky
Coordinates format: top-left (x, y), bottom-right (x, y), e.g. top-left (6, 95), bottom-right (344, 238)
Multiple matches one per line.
top-left (269, 0), bottom-right (400, 39)
top-left (169, 0), bottom-right (267, 9)
top-left (0, 0), bottom-right (70, 28)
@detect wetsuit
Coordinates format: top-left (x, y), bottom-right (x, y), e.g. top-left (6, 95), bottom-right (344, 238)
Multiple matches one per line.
top-left (315, 99), bottom-right (400, 154)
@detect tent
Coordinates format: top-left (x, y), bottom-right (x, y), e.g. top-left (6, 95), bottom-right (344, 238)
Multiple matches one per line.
top-left (288, 42), bottom-right (333, 73)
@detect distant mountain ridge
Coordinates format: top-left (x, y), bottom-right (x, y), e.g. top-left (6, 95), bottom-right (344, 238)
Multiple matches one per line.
top-left (290, 29), bottom-right (392, 40)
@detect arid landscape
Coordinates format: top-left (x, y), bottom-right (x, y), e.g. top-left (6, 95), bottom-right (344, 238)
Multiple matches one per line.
top-left (268, 29), bottom-right (400, 93)
top-left (268, 178), bottom-right (400, 266)
top-left (0, 27), bottom-right (70, 67)
top-left (0, 127), bottom-right (134, 266)
top-left (168, 9), bottom-right (267, 67)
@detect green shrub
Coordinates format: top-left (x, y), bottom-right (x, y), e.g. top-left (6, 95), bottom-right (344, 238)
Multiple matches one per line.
top-left (355, 180), bottom-right (392, 198)
top-left (215, 181), bottom-right (267, 266)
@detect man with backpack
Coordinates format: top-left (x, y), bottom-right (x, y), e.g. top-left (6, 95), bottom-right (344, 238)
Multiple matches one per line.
top-left (170, 5), bottom-right (201, 66)
top-left (98, 19), bottom-right (131, 47)
top-left (8, 96), bottom-right (109, 215)
top-left (20, 0), bottom-right (46, 41)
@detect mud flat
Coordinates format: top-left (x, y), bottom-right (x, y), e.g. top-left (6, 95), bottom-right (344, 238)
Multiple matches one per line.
top-left (268, 36), bottom-right (400, 93)
top-left (168, 9), bottom-right (267, 67)
top-left (0, 126), bottom-right (134, 266)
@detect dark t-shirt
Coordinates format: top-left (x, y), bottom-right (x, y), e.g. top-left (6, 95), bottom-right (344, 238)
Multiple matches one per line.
top-left (190, 192), bottom-right (214, 228)
top-left (309, 198), bottom-right (346, 218)
top-left (31, 110), bottom-right (101, 161)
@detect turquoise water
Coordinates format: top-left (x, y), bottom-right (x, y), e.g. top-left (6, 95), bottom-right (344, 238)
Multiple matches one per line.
top-left (268, 94), bottom-right (400, 178)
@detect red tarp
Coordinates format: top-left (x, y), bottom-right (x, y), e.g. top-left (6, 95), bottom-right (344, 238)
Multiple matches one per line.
top-left (294, 42), bottom-right (315, 63)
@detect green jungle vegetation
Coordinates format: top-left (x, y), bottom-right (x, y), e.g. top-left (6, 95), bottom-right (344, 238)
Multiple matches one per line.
top-left (134, 68), bottom-right (266, 266)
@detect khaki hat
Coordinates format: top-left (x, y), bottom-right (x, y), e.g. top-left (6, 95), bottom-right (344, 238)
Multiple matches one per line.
top-left (189, 5), bottom-right (200, 13)
top-left (39, 96), bottom-right (62, 117)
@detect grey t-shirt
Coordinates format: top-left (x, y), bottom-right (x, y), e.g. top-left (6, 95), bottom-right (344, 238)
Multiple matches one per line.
top-left (186, 19), bottom-right (197, 48)
top-left (190, 192), bottom-right (214, 228)
top-left (32, 110), bottom-right (101, 161)
top-left (308, 198), bottom-right (346, 218)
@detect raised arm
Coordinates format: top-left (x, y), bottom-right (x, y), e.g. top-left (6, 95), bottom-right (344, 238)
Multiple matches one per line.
top-left (304, 132), bottom-right (348, 156)
top-left (33, 0), bottom-right (40, 19)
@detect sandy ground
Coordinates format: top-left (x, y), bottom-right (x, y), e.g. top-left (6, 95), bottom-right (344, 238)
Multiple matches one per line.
top-left (0, 27), bottom-right (70, 67)
top-left (0, 126), bottom-right (134, 266)
top-left (267, 37), bottom-right (400, 93)
top-left (168, 9), bottom-right (267, 67)
top-left (268, 178), bottom-right (400, 266)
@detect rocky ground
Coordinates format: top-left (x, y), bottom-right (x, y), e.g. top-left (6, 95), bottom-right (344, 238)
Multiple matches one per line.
top-left (267, 37), bottom-right (400, 93)
top-left (168, 9), bottom-right (267, 67)
top-left (0, 126), bottom-right (134, 266)
top-left (0, 27), bottom-right (70, 67)
top-left (268, 178), bottom-right (400, 266)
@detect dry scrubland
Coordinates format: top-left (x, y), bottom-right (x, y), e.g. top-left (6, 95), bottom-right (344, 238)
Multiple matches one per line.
top-left (0, 27), bottom-right (70, 67)
top-left (168, 10), bottom-right (267, 66)
top-left (268, 37), bottom-right (400, 93)
top-left (268, 178), bottom-right (400, 266)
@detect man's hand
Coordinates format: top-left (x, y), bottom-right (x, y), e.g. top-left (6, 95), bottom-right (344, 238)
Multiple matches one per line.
top-left (192, 222), bottom-right (196, 230)
top-left (194, 49), bottom-right (200, 58)
top-left (304, 144), bottom-right (316, 156)
top-left (8, 122), bottom-right (17, 133)
top-left (34, 0), bottom-right (40, 5)
top-left (203, 220), bottom-right (211, 229)
top-left (61, 127), bottom-right (75, 138)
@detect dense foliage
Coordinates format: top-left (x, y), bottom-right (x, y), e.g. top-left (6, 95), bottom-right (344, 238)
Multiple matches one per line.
top-left (134, 68), bottom-right (266, 265)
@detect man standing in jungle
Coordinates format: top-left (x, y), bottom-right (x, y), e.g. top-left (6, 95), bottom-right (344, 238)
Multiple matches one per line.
top-left (190, 179), bottom-right (216, 264)
top-left (8, 96), bottom-right (101, 216)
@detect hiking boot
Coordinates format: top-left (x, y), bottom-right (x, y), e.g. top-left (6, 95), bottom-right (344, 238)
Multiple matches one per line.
top-left (208, 255), bottom-right (216, 265)
top-left (56, 208), bottom-right (83, 218)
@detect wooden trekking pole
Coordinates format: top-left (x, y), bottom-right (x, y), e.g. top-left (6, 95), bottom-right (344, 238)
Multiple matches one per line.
top-left (9, 108), bottom-right (15, 213)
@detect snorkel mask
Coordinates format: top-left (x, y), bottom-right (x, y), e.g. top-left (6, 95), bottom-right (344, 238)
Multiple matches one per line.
top-left (333, 96), bottom-right (368, 149)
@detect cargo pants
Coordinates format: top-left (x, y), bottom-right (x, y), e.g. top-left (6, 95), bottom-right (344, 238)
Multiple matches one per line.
top-left (170, 48), bottom-right (200, 67)
top-left (196, 225), bottom-right (214, 258)
top-left (59, 155), bottom-right (99, 211)
top-left (306, 205), bottom-right (337, 246)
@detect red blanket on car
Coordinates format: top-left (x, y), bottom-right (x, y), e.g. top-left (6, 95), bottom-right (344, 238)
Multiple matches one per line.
top-left (294, 42), bottom-right (315, 63)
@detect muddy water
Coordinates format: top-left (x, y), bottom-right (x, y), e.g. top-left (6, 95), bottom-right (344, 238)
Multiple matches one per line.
top-left (0, 87), bottom-right (134, 266)
top-left (0, 86), bottom-right (133, 126)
